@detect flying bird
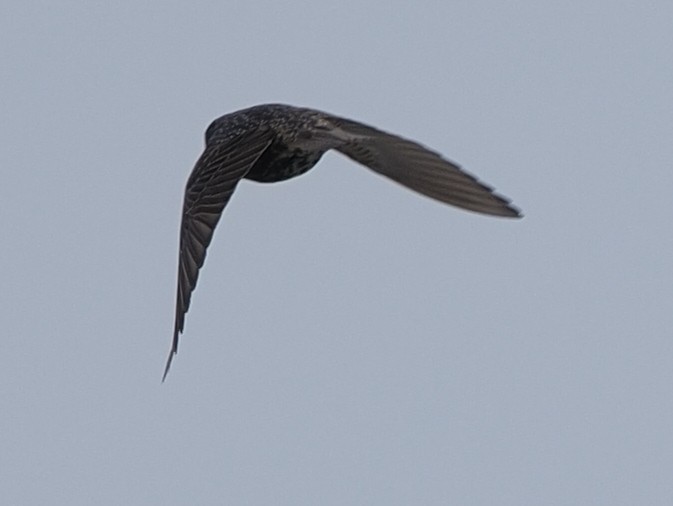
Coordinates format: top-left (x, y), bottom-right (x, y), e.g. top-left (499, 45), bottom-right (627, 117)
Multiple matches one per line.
top-left (163, 103), bottom-right (522, 380)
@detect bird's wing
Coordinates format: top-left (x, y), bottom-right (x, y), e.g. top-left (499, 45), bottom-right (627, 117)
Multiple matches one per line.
top-left (331, 118), bottom-right (521, 218)
top-left (163, 129), bottom-right (274, 381)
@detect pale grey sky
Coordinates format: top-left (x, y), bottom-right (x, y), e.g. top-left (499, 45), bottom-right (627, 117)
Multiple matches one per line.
top-left (2, 1), bottom-right (672, 505)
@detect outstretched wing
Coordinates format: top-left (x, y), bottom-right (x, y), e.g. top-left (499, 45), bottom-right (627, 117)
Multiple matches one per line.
top-left (331, 118), bottom-right (521, 218)
top-left (163, 129), bottom-right (274, 380)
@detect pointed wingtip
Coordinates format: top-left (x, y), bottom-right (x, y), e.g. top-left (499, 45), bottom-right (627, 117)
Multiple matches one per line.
top-left (161, 350), bottom-right (174, 383)
top-left (491, 195), bottom-right (522, 218)
top-left (480, 200), bottom-right (522, 219)
top-left (507, 205), bottom-right (524, 219)
top-left (162, 318), bottom-right (182, 382)
top-left (162, 331), bottom-right (179, 382)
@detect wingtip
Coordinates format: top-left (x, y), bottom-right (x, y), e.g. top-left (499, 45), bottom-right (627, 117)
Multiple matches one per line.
top-left (162, 349), bottom-right (176, 383)
top-left (493, 195), bottom-right (523, 219)
top-left (163, 317), bottom-right (183, 382)
top-left (507, 205), bottom-right (524, 219)
top-left (481, 201), bottom-right (522, 219)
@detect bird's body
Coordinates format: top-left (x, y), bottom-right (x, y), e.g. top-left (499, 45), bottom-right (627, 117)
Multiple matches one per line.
top-left (163, 104), bottom-right (521, 380)
top-left (206, 104), bottom-right (328, 182)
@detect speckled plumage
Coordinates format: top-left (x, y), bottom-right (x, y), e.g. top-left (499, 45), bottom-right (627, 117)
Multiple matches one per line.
top-left (163, 103), bottom-right (522, 380)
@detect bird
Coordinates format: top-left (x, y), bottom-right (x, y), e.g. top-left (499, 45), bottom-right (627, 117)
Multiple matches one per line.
top-left (163, 103), bottom-right (522, 380)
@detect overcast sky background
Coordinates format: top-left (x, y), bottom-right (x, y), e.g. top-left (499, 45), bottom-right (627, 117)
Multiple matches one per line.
top-left (2, 1), bottom-right (672, 505)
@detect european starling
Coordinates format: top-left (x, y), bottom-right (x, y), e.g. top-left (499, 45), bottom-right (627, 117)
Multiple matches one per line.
top-left (163, 103), bottom-right (521, 380)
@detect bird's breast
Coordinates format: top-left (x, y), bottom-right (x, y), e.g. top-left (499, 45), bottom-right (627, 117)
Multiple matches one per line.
top-left (244, 145), bottom-right (324, 183)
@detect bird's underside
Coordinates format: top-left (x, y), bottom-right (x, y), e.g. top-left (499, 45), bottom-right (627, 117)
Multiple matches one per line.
top-left (163, 103), bottom-right (522, 380)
